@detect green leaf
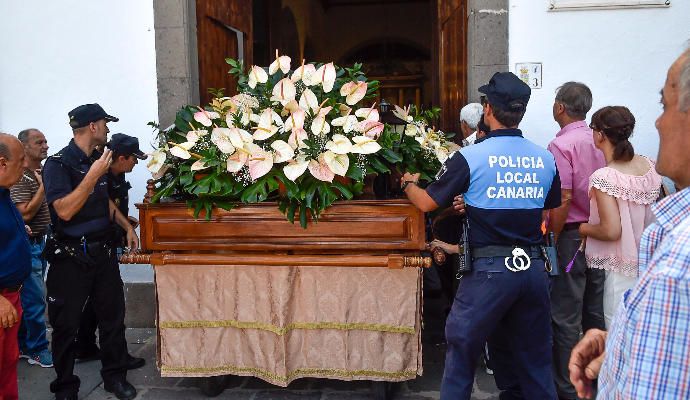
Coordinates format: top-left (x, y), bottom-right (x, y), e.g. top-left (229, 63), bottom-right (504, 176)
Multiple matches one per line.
top-left (380, 148), bottom-right (403, 164)
top-left (369, 157), bottom-right (391, 173)
top-left (331, 181), bottom-right (353, 199)
top-left (299, 204), bottom-right (308, 228)
top-left (287, 201), bottom-right (297, 223)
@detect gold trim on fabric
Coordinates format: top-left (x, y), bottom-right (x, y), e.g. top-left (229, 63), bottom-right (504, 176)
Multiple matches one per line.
top-left (159, 320), bottom-right (416, 335)
top-left (160, 364), bottom-right (418, 384)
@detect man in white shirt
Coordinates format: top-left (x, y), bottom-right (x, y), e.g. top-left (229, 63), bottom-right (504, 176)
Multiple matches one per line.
top-left (459, 103), bottom-right (483, 147)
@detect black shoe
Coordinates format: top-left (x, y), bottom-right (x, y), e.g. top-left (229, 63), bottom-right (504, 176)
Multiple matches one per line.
top-left (104, 380), bottom-right (137, 400)
top-left (75, 344), bottom-right (101, 363)
top-left (126, 354), bottom-right (146, 370)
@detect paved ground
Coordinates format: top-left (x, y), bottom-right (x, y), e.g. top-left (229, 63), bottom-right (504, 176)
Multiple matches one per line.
top-left (18, 277), bottom-right (500, 399)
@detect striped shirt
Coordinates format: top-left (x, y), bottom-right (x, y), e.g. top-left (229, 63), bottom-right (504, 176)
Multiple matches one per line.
top-left (598, 186), bottom-right (690, 399)
top-left (10, 168), bottom-right (51, 236)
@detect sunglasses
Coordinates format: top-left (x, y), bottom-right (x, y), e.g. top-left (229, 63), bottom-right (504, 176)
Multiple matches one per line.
top-left (480, 95), bottom-right (488, 106)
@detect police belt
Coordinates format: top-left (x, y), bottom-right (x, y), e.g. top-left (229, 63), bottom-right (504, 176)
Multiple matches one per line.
top-left (56, 228), bottom-right (115, 246)
top-left (471, 245), bottom-right (543, 260)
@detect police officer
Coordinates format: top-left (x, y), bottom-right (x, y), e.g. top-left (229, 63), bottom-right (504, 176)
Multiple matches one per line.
top-left (402, 72), bottom-right (561, 399)
top-left (75, 133), bottom-right (146, 371)
top-left (42, 104), bottom-right (139, 400)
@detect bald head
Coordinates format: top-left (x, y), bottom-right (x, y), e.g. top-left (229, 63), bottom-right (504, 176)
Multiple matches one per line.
top-left (0, 133), bottom-right (26, 188)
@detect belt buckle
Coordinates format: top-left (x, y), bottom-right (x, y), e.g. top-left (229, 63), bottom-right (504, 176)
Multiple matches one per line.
top-left (504, 247), bottom-right (531, 272)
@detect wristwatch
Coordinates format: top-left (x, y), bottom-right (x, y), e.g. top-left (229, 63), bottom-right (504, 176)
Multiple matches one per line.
top-left (401, 180), bottom-right (417, 191)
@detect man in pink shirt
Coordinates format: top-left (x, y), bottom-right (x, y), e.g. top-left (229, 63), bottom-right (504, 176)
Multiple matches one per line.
top-left (547, 82), bottom-right (606, 400)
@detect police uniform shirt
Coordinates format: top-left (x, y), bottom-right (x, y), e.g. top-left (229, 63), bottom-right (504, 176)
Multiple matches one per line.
top-left (426, 129), bottom-right (561, 248)
top-left (108, 171), bottom-right (131, 244)
top-left (43, 139), bottom-right (111, 238)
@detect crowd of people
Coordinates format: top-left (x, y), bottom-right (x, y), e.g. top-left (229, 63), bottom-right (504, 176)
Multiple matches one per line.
top-left (415, 47), bottom-right (690, 399)
top-left (0, 104), bottom-right (147, 400)
top-left (0, 46), bottom-right (688, 400)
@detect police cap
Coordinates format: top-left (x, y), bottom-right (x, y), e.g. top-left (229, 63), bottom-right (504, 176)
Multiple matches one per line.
top-left (108, 133), bottom-right (147, 160)
top-left (478, 72), bottom-right (531, 112)
top-left (68, 103), bottom-right (119, 129)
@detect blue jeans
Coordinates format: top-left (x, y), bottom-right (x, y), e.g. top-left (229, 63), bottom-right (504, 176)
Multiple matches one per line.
top-left (440, 256), bottom-right (557, 400)
top-left (18, 237), bottom-right (50, 354)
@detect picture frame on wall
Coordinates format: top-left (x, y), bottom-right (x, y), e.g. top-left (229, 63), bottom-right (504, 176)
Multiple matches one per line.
top-left (549, 0), bottom-right (670, 11)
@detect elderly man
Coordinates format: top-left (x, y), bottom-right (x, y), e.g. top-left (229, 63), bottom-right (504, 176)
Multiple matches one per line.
top-left (459, 103), bottom-right (483, 147)
top-left (11, 129), bottom-right (53, 368)
top-left (0, 133), bottom-right (32, 400)
top-left (547, 82), bottom-right (606, 400)
top-left (569, 47), bottom-right (690, 399)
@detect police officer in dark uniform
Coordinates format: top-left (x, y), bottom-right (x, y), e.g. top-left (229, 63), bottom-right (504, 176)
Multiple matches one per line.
top-left (402, 73), bottom-right (561, 399)
top-left (75, 133), bottom-right (146, 371)
top-left (42, 104), bottom-right (139, 400)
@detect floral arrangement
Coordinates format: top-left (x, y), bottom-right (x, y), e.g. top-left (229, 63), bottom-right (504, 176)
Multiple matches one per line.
top-left (147, 53), bottom-right (453, 227)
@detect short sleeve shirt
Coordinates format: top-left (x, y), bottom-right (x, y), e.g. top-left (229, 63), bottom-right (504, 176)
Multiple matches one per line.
top-left (0, 188), bottom-right (31, 287)
top-left (10, 168), bottom-right (51, 235)
top-left (426, 129), bottom-right (561, 247)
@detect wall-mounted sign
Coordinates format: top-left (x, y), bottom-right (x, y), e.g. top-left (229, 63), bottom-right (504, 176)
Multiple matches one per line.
top-left (549, 0), bottom-right (670, 11)
top-left (516, 62), bottom-right (542, 89)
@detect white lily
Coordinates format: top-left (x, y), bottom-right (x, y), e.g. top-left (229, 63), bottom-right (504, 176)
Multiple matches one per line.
top-left (350, 136), bottom-right (381, 154)
top-left (323, 151), bottom-right (349, 176)
top-left (324, 134), bottom-right (352, 154)
top-left (435, 146), bottom-right (450, 163)
top-left (283, 155), bottom-right (309, 181)
top-left (248, 65), bottom-right (268, 89)
top-left (271, 140), bottom-right (295, 163)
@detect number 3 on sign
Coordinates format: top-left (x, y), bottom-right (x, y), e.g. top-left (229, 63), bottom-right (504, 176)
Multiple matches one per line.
top-left (515, 62), bottom-right (542, 89)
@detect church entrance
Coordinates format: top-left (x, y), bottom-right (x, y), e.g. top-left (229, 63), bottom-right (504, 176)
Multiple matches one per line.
top-left (194, 0), bottom-right (468, 135)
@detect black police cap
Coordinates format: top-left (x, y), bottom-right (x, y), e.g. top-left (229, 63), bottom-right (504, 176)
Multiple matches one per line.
top-left (68, 103), bottom-right (119, 129)
top-left (107, 133), bottom-right (147, 160)
top-left (478, 72), bottom-right (531, 112)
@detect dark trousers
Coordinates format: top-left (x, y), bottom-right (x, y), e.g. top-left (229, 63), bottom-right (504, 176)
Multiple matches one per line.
top-left (46, 243), bottom-right (128, 396)
top-left (441, 257), bottom-right (556, 400)
top-left (76, 300), bottom-right (98, 350)
top-left (550, 228), bottom-right (605, 399)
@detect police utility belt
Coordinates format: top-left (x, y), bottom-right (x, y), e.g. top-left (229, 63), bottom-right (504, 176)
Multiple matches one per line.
top-left (467, 245), bottom-right (557, 274)
top-left (43, 227), bottom-right (115, 268)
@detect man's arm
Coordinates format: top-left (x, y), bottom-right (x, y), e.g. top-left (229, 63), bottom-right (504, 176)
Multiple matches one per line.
top-left (0, 295), bottom-right (19, 329)
top-left (402, 172), bottom-right (439, 212)
top-left (14, 171), bottom-right (45, 222)
top-left (109, 199), bottom-right (139, 251)
top-left (51, 150), bottom-right (112, 221)
top-left (549, 188), bottom-right (572, 239)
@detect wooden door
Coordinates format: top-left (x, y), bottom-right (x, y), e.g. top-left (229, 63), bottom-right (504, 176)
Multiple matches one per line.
top-left (196, 0), bottom-right (253, 104)
top-left (436, 0), bottom-right (467, 136)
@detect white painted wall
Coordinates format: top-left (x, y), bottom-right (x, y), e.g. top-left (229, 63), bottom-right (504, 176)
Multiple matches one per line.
top-left (0, 0), bottom-right (158, 210)
top-left (509, 1), bottom-right (690, 159)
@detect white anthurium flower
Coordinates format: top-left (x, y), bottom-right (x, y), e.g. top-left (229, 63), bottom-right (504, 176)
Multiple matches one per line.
top-left (310, 115), bottom-right (331, 136)
top-left (299, 88), bottom-right (319, 112)
top-left (210, 128), bottom-right (236, 154)
top-left (248, 65), bottom-right (268, 89)
top-left (283, 155), bottom-right (309, 181)
top-left (314, 62), bottom-right (336, 93)
top-left (228, 127), bottom-right (252, 148)
top-left (340, 81), bottom-right (368, 105)
top-left (269, 51), bottom-right (291, 75)
top-left (323, 151), bottom-right (349, 177)
top-left (226, 150), bottom-right (249, 173)
top-left (253, 108), bottom-right (282, 140)
top-left (270, 78), bottom-right (296, 105)
top-left (359, 120), bottom-right (384, 139)
top-left (392, 104), bottom-right (413, 123)
top-left (193, 110), bottom-right (220, 127)
top-left (186, 129), bottom-right (208, 143)
top-left (151, 164), bottom-right (170, 180)
top-left (435, 146), bottom-right (450, 164)
top-left (308, 155), bottom-right (335, 182)
top-left (191, 159), bottom-right (209, 171)
top-left (355, 106), bottom-right (379, 122)
top-left (147, 149), bottom-right (167, 174)
top-left (405, 122), bottom-right (420, 137)
top-left (283, 108), bottom-right (305, 132)
top-left (338, 103), bottom-right (352, 116)
top-left (247, 143), bottom-right (274, 180)
top-left (291, 61), bottom-right (317, 86)
top-left (332, 115), bottom-right (359, 133)
top-left (325, 134), bottom-right (352, 155)
top-left (271, 140), bottom-right (295, 163)
top-left (288, 127), bottom-right (309, 150)
top-left (169, 141), bottom-right (195, 159)
top-left (283, 99), bottom-right (301, 114)
top-left (350, 136), bottom-right (382, 155)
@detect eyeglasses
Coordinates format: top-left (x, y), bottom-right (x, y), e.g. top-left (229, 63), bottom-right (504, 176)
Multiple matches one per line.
top-left (588, 123), bottom-right (599, 131)
top-left (480, 95), bottom-right (488, 106)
